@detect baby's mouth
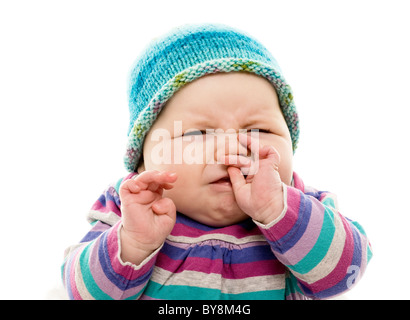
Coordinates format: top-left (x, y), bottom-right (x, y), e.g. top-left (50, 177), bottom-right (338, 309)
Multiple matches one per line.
top-left (211, 177), bottom-right (232, 185)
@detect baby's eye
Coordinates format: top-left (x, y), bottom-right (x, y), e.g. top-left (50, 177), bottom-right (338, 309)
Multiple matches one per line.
top-left (246, 128), bottom-right (271, 134)
top-left (183, 130), bottom-right (206, 137)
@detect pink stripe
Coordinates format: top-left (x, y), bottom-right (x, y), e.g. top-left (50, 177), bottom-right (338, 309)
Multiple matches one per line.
top-left (263, 186), bottom-right (300, 242)
top-left (91, 198), bottom-right (121, 216)
top-left (156, 253), bottom-right (286, 278)
top-left (171, 222), bottom-right (261, 239)
top-left (106, 197), bottom-right (122, 216)
top-left (292, 172), bottom-right (305, 192)
top-left (91, 199), bottom-right (104, 211)
top-left (319, 193), bottom-right (328, 202)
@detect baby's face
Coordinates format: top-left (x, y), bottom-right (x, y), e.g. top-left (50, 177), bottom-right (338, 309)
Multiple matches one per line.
top-left (139, 72), bottom-right (293, 227)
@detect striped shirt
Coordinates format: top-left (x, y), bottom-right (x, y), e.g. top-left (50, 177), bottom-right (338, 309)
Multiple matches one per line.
top-left (61, 172), bottom-right (372, 300)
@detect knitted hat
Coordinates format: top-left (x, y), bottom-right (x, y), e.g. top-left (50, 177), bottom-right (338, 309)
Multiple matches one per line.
top-left (124, 24), bottom-right (299, 172)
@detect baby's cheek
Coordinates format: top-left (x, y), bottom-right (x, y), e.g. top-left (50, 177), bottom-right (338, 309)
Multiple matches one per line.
top-left (277, 150), bottom-right (293, 185)
top-left (262, 139), bottom-right (293, 185)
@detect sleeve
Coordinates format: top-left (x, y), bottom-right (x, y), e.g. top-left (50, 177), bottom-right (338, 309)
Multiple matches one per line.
top-left (61, 175), bottom-right (160, 300)
top-left (255, 178), bottom-right (373, 299)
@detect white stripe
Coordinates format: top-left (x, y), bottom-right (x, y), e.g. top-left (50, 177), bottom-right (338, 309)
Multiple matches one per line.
top-left (87, 209), bottom-right (121, 226)
top-left (167, 233), bottom-right (266, 245)
top-left (151, 267), bottom-right (285, 294)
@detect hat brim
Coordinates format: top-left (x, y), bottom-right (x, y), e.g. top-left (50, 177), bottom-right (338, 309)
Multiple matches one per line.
top-left (124, 57), bottom-right (299, 172)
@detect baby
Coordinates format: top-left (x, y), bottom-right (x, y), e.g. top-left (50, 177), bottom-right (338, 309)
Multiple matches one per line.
top-left (62, 24), bottom-right (372, 300)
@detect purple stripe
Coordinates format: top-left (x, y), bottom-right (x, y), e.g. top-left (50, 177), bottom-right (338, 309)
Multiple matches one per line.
top-left (274, 197), bottom-right (325, 265)
top-left (161, 241), bottom-right (275, 264)
top-left (89, 234), bottom-right (149, 297)
top-left (80, 221), bottom-right (111, 243)
top-left (80, 231), bottom-right (103, 243)
top-left (267, 189), bottom-right (312, 253)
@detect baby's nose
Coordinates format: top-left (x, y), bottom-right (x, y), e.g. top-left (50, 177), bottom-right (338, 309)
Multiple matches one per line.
top-left (214, 131), bottom-right (249, 162)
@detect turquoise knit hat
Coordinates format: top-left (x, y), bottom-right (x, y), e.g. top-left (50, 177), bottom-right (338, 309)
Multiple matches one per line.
top-left (125, 24), bottom-right (299, 172)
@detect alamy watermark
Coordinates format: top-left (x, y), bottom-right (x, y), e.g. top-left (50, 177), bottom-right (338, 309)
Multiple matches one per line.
top-left (149, 121), bottom-right (260, 174)
top-left (346, 265), bottom-right (361, 289)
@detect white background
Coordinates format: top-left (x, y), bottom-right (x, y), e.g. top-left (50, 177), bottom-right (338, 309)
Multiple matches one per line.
top-left (1, 0), bottom-right (409, 299)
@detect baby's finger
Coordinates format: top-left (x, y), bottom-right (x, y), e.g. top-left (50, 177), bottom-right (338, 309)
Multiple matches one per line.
top-left (162, 183), bottom-right (175, 190)
top-left (132, 170), bottom-right (159, 188)
top-left (119, 179), bottom-right (141, 196)
top-left (238, 132), bottom-right (259, 154)
top-left (237, 165), bottom-right (257, 177)
top-left (222, 154), bottom-right (259, 178)
top-left (152, 197), bottom-right (176, 216)
top-left (222, 155), bottom-right (252, 167)
top-left (239, 133), bottom-right (280, 169)
top-left (227, 166), bottom-right (246, 193)
top-left (259, 145), bottom-right (280, 170)
top-left (151, 172), bottom-right (177, 192)
top-left (134, 171), bottom-right (177, 191)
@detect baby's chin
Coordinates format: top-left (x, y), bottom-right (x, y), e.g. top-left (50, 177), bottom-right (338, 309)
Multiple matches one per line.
top-left (169, 186), bottom-right (250, 227)
top-left (183, 208), bottom-right (250, 228)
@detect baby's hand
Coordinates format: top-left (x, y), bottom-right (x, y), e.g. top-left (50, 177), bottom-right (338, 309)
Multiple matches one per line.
top-left (119, 170), bottom-right (177, 265)
top-left (225, 133), bottom-right (284, 225)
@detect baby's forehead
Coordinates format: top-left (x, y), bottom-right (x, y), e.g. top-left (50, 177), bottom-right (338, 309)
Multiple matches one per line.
top-left (162, 73), bottom-right (281, 113)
